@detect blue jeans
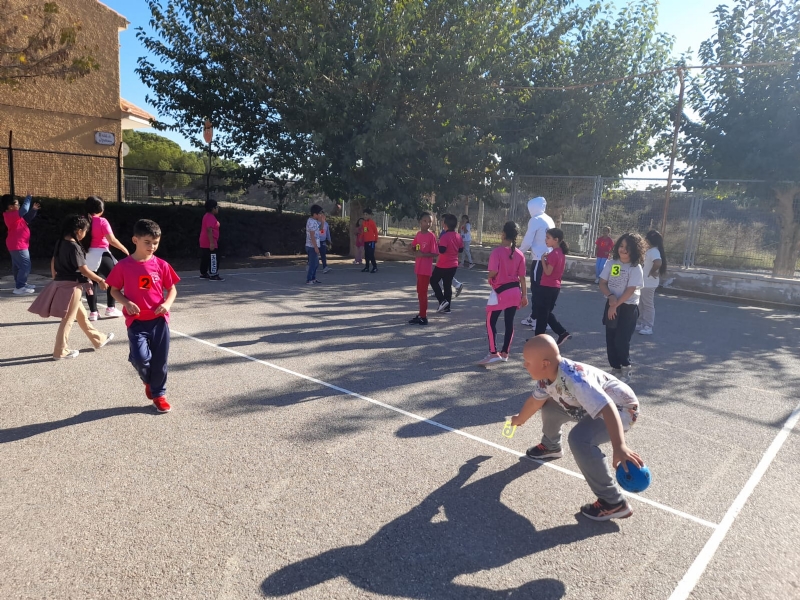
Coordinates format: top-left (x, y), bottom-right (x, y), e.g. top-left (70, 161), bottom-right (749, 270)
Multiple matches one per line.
top-left (10, 249), bottom-right (31, 289)
top-left (595, 257), bottom-right (607, 280)
top-left (306, 246), bottom-right (319, 281)
top-left (319, 242), bottom-right (328, 268)
top-left (128, 317), bottom-right (170, 398)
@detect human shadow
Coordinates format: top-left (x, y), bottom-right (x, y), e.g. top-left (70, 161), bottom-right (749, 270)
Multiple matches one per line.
top-left (0, 353), bottom-right (55, 366)
top-left (0, 406), bottom-right (156, 443)
top-left (262, 456), bottom-right (616, 598)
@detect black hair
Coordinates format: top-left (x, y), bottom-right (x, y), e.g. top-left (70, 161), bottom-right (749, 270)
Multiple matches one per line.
top-left (205, 199), bottom-right (218, 212)
top-left (1, 194), bottom-right (17, 210)
top-left (355, 217), bottom-right (364, 227)
top-left (133, 219), bottom-right (161, 238)
top-left (310, 204), bottom-right (323, 215)
top-left (363, 208), bottom-right (373, 215)
top-left (461, 214), bottom-right (470, 222)
top-left (443, 214), bottom-right (457, 231)
top-left (612, 232), bottom-right (646, 266)
top-left (502, 221), bottom-right (519, 259)
top-left (546, 227), bottom-right (569, 255)
top-left (419, 211), bottom-right (432, 220)
top-left (645, 229), bottom-right (668, 275)
top-left (60, 214), bottom-right (90, 239)
top-left (86, 196), bottom-right (104, 215)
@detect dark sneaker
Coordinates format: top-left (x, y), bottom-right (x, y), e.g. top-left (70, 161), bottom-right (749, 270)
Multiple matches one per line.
top-left (361, 266), bottom-right (370, 272)
top-left (436, 300), bottom-right (450, 313)
top-left (580, 498), bottom-right (632, 521)
top-left (199, 274), bottom-right (210, 279)
top-left (442, 307), bottom-right (451, 313)
top-left (525, 443), bottom-right (563, 460)
top-left (418, 317), bottom-right (428, 325)
top-left (209, 274), bottom-right (225, 281)
top-left (371, 267), bottom-right (378, 273)
top-left (455, 283), bottom-right (464, 297)
top-left (557, 332), bottom-right (572, 346)
top-left (152, 396), bottom-right (171, 413)
top-left (408, 315), bottom-right (424, 324)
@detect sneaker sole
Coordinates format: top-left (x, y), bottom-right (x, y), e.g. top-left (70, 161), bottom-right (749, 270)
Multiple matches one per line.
top-left (581, 505), bottom-right (633, 521)
top-left (525, 450), bottom-right (563, 460)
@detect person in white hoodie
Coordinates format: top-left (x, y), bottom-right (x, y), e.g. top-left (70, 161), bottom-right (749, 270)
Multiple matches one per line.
top-left (518, 196), bottom-right (555, 329)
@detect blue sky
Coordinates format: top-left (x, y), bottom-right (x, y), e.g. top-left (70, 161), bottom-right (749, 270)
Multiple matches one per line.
top-left (106, 0), bottom-right (734, 151)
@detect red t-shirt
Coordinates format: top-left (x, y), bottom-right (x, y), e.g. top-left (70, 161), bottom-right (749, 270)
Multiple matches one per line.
top-left (362, 219), bottom-right (379, 243)
top-left (540, 248), bottom-right (566, 288)
top-left (436, 231), bottom-right (464, 269)
top-left (199, 212), bottom-right (220, 248)
top-left (488, 246), bottom-right (526, 288)
top-left (595, 236), bottom-right (614, 259)
top-left (106, 255), bottom-right (181, 327)
top-left (412, 230), bottom-right (438, 276)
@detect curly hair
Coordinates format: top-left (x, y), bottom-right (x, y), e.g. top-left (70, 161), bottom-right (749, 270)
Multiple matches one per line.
top-left (612, 232), bottom-right (646, 266)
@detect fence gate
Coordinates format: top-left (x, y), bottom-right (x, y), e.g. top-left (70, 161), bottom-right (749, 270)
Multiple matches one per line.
top-left (683, 195), bottom-right (703, 267)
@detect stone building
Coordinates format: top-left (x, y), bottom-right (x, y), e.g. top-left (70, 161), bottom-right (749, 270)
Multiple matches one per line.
top-left (0, 0), bottom-right (152, 200)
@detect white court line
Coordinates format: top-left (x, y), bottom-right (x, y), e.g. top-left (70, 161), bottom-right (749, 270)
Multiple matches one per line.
top-left (172, 328), bottom-right (717, 530)
top-left (668, 398), bottom-right (800, 600)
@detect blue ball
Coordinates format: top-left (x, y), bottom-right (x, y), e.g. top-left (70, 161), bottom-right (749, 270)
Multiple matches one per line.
top-left (616, 462), bottom-right (652, 493)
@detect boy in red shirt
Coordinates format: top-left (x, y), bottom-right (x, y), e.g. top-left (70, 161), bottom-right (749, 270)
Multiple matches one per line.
top-left (2, 193), bottom-right (40, 294)
top-left (430, 214), bottom-right (464, 313)
top-left (408, 212), bottom-right (439, 325)
top-left (360, 208), bottom-right (379, 273)
top-left (594, 226), bottom-right (613, 284)
top-left (106, 219), bottom-right (180, 413)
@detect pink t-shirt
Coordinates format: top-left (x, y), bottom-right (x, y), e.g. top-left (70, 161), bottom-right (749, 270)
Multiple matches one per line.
top-left (106, 255), bottom-right (180, 328)
top-left (90, 216), bottom-right (112, 250)
top-left (540, 247), bottom-right (566, 288)
top-left (3, 211), bottom-right (30, 251)
top-left (488, 246), bottom-right (526, 288)
top-left (436, 231), bottom-right (464, 269)
top-left (199, 212), bottom-right (220, 248)
top-left (412, 230), bottom-right (438, 276)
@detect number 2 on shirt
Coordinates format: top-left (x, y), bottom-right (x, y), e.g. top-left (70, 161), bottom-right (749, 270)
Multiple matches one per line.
top-left (139, 275), bottom-right (152, 290)
top-left (610, 264), bottom-right (621, 277)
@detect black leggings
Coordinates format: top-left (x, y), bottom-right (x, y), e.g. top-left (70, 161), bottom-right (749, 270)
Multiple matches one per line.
top-left (431, 266), bottom-right (458, 305)
top-left (487, 306), bottom-right (518, 354)
top-left (364, 242), bottom-right (377, 269)
top-left (200, 247), bottom-right (220, 276)
top-left (604, 302), bottom-right (639, 369)
top-left (534, 285), bottom-right (567, 336)
top-left (87, 252), bottom-right (116, 312)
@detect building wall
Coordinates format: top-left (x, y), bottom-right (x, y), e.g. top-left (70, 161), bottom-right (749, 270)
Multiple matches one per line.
top-left (0, 0), bottom-right (127, 199)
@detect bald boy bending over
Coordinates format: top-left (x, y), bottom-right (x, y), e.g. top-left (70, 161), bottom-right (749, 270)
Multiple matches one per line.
top-left (511, 336), bottom-right (644, 521)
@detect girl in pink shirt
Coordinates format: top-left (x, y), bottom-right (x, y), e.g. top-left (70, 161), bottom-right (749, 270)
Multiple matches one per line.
top-left (84, 196), bottom-right (130, 321)
top-left (430, 214), bottom-right (464, 313)
top-left (535, 228), bottom-right (571, 345)
top-left (478, 221), bottom-right (528, 366)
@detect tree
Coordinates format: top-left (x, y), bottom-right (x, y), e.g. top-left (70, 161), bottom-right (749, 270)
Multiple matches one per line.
top-left (0, 0), bottom-right (99, 85)
top-left (680, 0), bottom-right (800, 277)
top-left (123, 130), bottom-right (204, 198)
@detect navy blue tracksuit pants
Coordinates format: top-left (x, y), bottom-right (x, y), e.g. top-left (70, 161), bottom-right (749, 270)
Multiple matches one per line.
top-left (128, 317), bottom-right (170, 398)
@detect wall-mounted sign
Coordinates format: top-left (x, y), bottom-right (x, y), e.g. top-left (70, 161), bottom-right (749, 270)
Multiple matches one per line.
top-left (95, 131), bottom-right (116, 146)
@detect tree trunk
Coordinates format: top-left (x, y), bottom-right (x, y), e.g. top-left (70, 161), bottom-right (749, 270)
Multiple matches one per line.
top-left (348, 198), bottom-right (362, 258)
top-left (772, 186), bottom-right (800, 278)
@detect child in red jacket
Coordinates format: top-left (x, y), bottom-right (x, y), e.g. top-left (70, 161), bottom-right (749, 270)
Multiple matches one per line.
top-left (360, 208), bottom-right (379, 273)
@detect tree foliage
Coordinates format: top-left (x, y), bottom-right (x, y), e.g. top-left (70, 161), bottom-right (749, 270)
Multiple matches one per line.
top-left (680, 0), bottom-right (800, 276)
top-left (136, 0), bottom-right (675, 220)
top-left (0, 0), bottom-right (99, 86)
top-left (123, 130), bottom-right (204, 197)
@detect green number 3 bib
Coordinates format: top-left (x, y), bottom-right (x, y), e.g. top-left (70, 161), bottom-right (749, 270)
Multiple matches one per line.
top-left (610, 264), bottom-right (621, 277)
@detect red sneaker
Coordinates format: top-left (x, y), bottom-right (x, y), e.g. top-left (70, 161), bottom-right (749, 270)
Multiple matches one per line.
top-left (144, 383), bottom-right (153, 400)
top-left (152, 396), bottom-right (171, 413)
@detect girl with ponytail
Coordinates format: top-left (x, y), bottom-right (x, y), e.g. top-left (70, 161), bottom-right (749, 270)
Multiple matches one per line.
top-left (536, 228), bottom-right (571, 344)
top-left (478, 221), bottom-right (528, 366)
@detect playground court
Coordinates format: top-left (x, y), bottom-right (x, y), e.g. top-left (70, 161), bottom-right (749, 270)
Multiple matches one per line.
top-left (1, 259), bottom-right (799, 600)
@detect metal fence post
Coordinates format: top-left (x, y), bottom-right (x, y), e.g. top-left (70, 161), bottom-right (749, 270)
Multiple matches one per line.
top-left (8, 130), bottom-right (15, 199)
top-left (477, 199), bottom-right (485, 245)
top-left (510, 176), bottom-right (518, 223)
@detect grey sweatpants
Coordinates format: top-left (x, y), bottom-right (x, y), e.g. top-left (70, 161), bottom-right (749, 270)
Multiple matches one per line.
top-left (538, 398), bottom-right (636, 504)
top-left (638, 287), bottom-right (656, 329)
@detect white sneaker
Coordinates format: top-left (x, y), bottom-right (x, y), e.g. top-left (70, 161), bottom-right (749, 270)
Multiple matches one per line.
top-left (437, 300), bottom-right (450, 313)
top-left (619, 366), bottom-right (632, 382)
top-left (520, 316), bottom-right (535, 326)
top-left (477, 353), bottom-right (503, 366)
top-left (12, 286), bottom-right (34, 295)
top-left (99, 332), bottom-right (115, 348)
top-left (53, 349), bottom-right (80, 360)
top-left (468, 263), bottom-right (475, 269)
top-left (611, 368), bottom-right (623, 378)
top-left (24, 284), bottom-right (35, 290)
top-left (638, 327), bottom-right (653, 335)
top-left (88, 311), bottom-right (99, 321)
top-left (322, 267), bottom-right (332, 274)
top-left (594, 278), bottom-right (600, 284)
top-left (104, 306), bottom-right (123, 318)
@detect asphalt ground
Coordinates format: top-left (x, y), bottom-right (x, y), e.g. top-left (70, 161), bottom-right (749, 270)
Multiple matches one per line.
top-left (1, 258), bottom-right (799, 600)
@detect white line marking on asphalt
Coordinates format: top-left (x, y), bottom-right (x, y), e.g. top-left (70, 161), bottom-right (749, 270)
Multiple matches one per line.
top-left (172, 328), bottom-right (718, 530)
top-left (668, 398), bottom-right (800, 600)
